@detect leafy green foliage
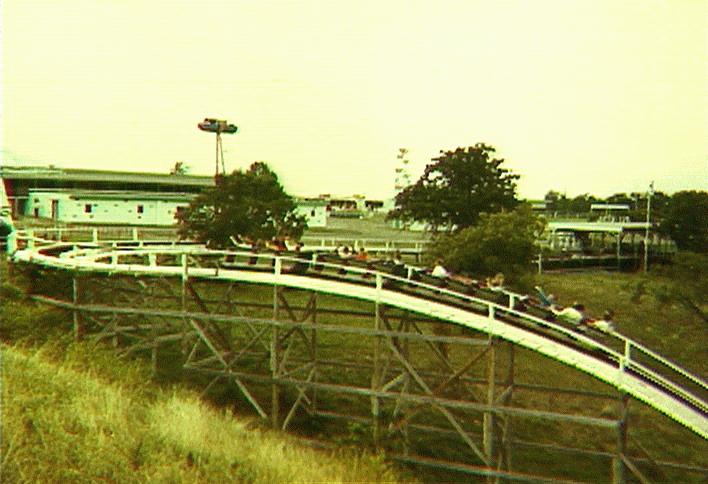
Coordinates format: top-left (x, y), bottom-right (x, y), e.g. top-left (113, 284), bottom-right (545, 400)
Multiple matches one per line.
top-left (544, 191), bottom-right (601, 215)
top-left (177, 162), bottom-right (307, 247)
top-left (388, 143), bottom-right (519, 231)
top-left (426, 205), bottom-right (544, 284)
top-left (632, 252), bottom-right (708, 324)
top-left (660, 190), bottom-right (708, 253)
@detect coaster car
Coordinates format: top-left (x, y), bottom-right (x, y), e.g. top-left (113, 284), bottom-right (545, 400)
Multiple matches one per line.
top-left (198, 118), bottom-right (238, 134)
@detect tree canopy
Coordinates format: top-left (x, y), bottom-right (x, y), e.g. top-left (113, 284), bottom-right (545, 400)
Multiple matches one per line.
top-left (426, 205), bottom-right (544, 286)
top-left (177, 162), bottom-right (306, 247)
top-left (660, 190), bottom-right (708, 253)
top-left (388, 143), bottom-right (519, 231)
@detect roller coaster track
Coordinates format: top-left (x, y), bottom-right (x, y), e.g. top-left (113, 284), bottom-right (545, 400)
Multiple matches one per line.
top-left (10, 233), bottom-right (707, 443)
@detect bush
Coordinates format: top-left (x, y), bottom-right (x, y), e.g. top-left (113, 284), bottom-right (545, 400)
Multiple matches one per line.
top-left (426, 205), bottom-right (544, 288)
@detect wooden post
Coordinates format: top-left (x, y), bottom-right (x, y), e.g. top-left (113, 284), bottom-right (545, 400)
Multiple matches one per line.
top-left (72, 273), bottom-right (84, 340)
top-left (612, 393), bottom-right (629, 484)
top-left (483, 337), bottom-right (496, 468)
top-left (616, 232), bottom-right (622, 271)
top-left (371, 274), bottom-right (383, 446)
top-left (271, 285), bottom-right (281, 429)
top-left (505, 342), bottom-right (515, 471)
top-left (537, 253), bottom-right (543, 274)
top-left (311, 292), bottom-right (318, 413)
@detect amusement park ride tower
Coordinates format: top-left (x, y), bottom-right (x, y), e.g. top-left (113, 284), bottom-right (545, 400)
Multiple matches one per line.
top-left (197, 118), bottom-right (238, 181)
top-left (394, 148), bottom-right (412, 193)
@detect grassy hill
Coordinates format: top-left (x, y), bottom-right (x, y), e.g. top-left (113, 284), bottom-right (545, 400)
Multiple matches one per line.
top-left (1, 339), bottom-right (404, 483)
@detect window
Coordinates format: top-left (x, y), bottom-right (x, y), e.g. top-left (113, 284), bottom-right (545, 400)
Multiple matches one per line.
top-left (310, 210), bottom-right (316, 217)
top-left (137, 205), bottom-right (144, 214)
top-left (84, 204), bottom-right (92, 213)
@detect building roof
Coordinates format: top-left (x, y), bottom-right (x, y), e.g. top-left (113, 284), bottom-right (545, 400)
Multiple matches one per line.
top-left (29, 188), bottom-right (196, 202)
top-left (295, 198), bottom-right (329, 207)
top-left (0, 165), bottom-right (214, 187)
top-left (548, 221), bottom-right (651, 233)
top-left (590, 203), bottom-right (630, 211)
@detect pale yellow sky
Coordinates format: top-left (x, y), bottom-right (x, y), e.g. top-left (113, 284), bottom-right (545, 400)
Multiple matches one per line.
top-left (2, 0), bottom-right (707, 199)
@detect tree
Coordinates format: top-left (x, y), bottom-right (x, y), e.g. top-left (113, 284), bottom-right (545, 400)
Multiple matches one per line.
top-left (544, 190), bottom-right (563, 212)
top-left (387, 143), bottom-right (519, 232)
top-left (426, 205), bottom-right (545, 285)
top-left (177, 162), bottom-right (307, 247)
top-left (567, 193), bottom-right (598, 215)
top-left (660, 190), bottom-right (708, 253)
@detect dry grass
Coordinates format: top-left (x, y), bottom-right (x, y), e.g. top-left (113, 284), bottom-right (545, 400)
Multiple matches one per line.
top-left (0, 341), bottom-right (405, 483)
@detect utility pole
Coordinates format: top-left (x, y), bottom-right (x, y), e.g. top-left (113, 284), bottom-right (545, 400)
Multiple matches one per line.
top-left (643, 181), bottom-right (654, 273)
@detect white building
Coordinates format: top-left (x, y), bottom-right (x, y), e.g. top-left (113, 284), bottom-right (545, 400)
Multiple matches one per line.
top-left (294, 199), bottom-right (328, 228)
top-left (26, 190), bottom-right (193, 226)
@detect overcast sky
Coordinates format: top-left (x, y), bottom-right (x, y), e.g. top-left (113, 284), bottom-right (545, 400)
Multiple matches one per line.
top-left (2, 0), bottom-right (707, 199)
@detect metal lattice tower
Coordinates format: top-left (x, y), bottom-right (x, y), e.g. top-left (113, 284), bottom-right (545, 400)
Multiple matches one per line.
top-left (394, 148), bottom-right (412, 193)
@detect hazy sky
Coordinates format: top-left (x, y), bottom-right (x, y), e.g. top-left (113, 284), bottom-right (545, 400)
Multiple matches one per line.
top-left (2, 1), bottom-right (707, 199)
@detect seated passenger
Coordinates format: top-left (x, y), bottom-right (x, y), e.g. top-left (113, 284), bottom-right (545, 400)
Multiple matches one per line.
top-left (487, 272), bottom-right (505, 291)
top-left (431, 259), bottom-right (451, 278)
top-left (283, 237), bottom-right (297, 251)
top-left (552, 302), bottom-right (587, 327)
top-left (267, 237), bottom-right (287, 252)
top-left (589, 310), bottom-right (616, 333)
top-left (354, 247), bottom-right (369, 261)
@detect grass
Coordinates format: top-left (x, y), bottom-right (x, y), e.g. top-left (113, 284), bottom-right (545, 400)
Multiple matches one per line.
top-left (538, 270), bottom-right (707, 376)
top-left (0, 339), bottom-right (404, 483)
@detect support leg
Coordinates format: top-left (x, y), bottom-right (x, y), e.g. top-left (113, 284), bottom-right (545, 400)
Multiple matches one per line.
top-left (72, 273), bottom-right (84, 340)
top-left (371, 300), bottom-right (382, 446)
top-left (271, 285), bottom-right (281, 428)
top-left (612, 393), bottom-right (629, 484)
top-left (483, 337), bottom-right (496, 475)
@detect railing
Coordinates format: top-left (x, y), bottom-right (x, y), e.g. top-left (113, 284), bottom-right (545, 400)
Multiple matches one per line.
top-left (9, 229), bottom-right (708, 436)
top-left (300, 236), bottom-right (428, 253)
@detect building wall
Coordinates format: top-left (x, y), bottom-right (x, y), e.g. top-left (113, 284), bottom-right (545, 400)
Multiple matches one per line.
top-left (295, 203), bottom-right (327, 228)
top-left (26, 191), bottom-right (189, 226)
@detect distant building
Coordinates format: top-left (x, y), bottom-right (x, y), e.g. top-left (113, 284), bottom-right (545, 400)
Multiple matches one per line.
top-left (528, 200), bottom-right (547, 211)
top-left (26, 189), bottom-right (193, 226)
top-left (1, 164), bottom-right (389, 228)
top-left (294, 199), bottom-right (328, 228)
top-left (590, 203), bottom-right (631, 223)
top-left (0, 165), bottom-right (212, 218)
